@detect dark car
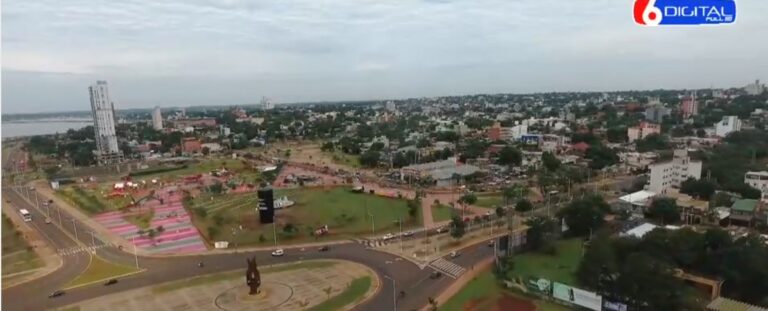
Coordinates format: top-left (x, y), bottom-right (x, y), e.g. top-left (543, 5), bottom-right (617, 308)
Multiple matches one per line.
top-left (104, 279), bottom-right (118, 286)
top-left (319, 246), bottom-right (330, 252)
top-left (48, 290), bottom-right (65, 298)
top-left (430, 271), bottom-right (442, 279)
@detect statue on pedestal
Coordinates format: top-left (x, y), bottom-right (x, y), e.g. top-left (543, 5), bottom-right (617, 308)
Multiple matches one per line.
top-left (246, 256), bottom-right (261, 295)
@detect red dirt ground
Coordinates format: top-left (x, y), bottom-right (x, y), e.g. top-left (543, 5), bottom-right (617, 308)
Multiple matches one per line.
top-left (463, 294), bottom-right (537, 311)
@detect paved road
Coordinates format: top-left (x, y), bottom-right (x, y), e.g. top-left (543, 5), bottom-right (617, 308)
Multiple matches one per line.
top-left (2, 185), bottom-right (496, 311)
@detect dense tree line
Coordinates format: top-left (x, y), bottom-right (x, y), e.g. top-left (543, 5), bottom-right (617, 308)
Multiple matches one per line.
top-left (578, 228), bottom-right (768, 309)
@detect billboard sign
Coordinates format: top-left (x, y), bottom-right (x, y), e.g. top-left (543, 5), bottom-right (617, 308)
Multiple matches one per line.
top-left (552, 282), bottom-right (602, 311)
top-left (525, 277), bottom-right (552, 296)
top-left (603, 300), bottom-right (629, 311)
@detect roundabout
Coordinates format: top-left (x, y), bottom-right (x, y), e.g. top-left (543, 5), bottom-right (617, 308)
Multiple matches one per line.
top-left (58, 260), bottom-right (379, 311)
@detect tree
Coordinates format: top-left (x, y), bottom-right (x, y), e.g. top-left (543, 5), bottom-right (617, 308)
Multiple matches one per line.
top-left (358, 150), bottom-right (381, 168)
top-left (585, 144), bottom-right (619, 169)
top-left (497, 146), bottom-right (522, 166)
top-left (523, 217), bottom-right (555, 251)
top-left (541, 152), bottom-right (561, 171)
top-left (696, 128), bottom-right (706, 138)
top-left (449, 215), bottom-right (466, 240)
top-left (201, 146), bottom-right (211, 155)
top-left (679, 178), bottom-right (715, 200)
top-left (515, 199), bottom-right (533, 212)
top-left (647, 198), bottom-right (680, 224)
top-left (208, 182), bottom-right (224, 194)
top-left (458, 193), bottom-right (477, 205)
top-left (606, 127), bottom-right (628, 143)
top-left (635, 134), bottom-right (670, 152)
top-left (406, 198), bottom-right (420, 218)
top-left (495, 206), bottom-right (506, 218)
top-left (320, 141), bottom-right (334, 152)
top-left (557, 195), bottom-right (608, 237)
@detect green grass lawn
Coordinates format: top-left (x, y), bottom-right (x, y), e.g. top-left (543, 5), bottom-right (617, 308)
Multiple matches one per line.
top-left (56, 186), bottom-right (110, 214)
top-left (476, 193), bottom-right (503, 209)
top-left (308, 276), bottom-right (372, 311)
top-left (441, 270), bottom-right (571, 311)
top-left (507, 239), bottom-right (584, 285)
top-left (1, 214), bottom-right (43, 277)
top-left (328, 151), bottom-right (361, 169)
top-left (431, 204), bottom-right (456, 222)
top-left (188, 187), bottom-right (420, 246)
top-left (65, 255), bottom-right (141, 289)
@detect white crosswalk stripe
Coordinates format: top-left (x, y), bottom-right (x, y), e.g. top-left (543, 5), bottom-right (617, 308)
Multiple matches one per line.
top-left (430, 258), bottom-right (467, 278)
top-left (356, 238), bottom-right (391, 248)
top-left (57, 244), bottom-right (108, 256)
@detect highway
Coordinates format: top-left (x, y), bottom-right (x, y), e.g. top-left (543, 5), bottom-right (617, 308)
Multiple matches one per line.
top-left (2, 185), bottom-right (496, 311)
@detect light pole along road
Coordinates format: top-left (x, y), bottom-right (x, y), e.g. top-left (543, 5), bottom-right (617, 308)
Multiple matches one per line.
top-left (2, 186), bottom-right (498, 311)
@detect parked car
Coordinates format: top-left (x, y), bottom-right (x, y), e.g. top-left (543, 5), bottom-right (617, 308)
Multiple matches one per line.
top-left (449, 251), bottom-right (460, 258)
top-left (271, 249), bottom-right (284, 256)
top-left (382, 233), bottom-right (395, 241)
top-left (401, 231), bottom-right (414, 237)
top-left (104, 279), bottom-right (118, 286)
top-left (318, 246), bottom-right (330, 252)
top-left (48, 290), bottom-right (65, 298)
top-left (45, 218), bottom-right (52, 224)
top-left (435, 227), bottom-right (448, 234)
top-left (430, 271), bottom-right (442, 279)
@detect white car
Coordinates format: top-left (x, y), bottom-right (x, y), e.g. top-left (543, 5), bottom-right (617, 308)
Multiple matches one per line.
top-left (382, 233), bottom-right (395, 241)
top-left (271, 249), bottom-right (284, 256)
top-left (402, 231), bottom-right (414, 237)
top-left (450, 251), bottom-right (460, 258)
top-left (436, 227), bottom-right (448, 234)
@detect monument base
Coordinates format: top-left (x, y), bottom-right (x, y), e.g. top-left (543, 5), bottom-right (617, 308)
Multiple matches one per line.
top-left (214, 282), bottom-right (293, 311)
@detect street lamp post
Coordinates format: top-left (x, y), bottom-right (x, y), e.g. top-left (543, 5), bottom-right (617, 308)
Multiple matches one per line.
top-left (71, 219), bottom-right (78, 241)
top-left (273, 222), bottom-right (278, 247)
top-left (57, 206), bottom-right (63, 226)
top-left (383, 275), bottom-right (397, 311)
top-left (132, 236), bottom-right (139, 269)
top-left (399, 218), bottom-right (403, 252)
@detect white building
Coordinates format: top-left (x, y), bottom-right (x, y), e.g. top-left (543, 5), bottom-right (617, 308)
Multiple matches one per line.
top-left (88, 81), bottom-right (121, 163)
top-left (744, 79), bottom-right (764, 95)
top-left (152, 106), bottom-right (163, 130)
top-left (627, 122), bottom-right (661, 143)
top-left (647, 149), bottom-right (702, 194)
top-left (219, 125), bottom-right (231, 137)
top-left (714, 116), bottom-right (741, 138)
top-left (744, 171), bottom-right (768, 202)
top-left (385, 101), bottom-right (396, 112)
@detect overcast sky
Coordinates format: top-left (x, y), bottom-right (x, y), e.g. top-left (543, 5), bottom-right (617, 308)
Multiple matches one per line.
top-left (2, 0), bottom-right (767, 113)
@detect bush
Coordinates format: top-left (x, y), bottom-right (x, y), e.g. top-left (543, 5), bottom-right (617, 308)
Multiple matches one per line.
top-left (194, 207), bottom-right (208, 218)
top-left (207, 226), bottom-right (219, 239)
top-left (258, 234), bottom-right (266, 243)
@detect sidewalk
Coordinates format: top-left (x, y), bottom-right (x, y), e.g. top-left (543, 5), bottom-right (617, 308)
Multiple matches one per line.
top-left (1, 199), bottom-right (63, 289)
top-left (422, 256), bottom-right (495, 310)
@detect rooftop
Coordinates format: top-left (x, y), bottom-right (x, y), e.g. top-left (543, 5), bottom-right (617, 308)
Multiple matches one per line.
top-left (618, 190), bottom-right (657, 205)
top-left (430, 164), bottom-right (479, 180)
top-left (731, 199), bottom-right (758, 213)
top-left (707, 297), bottom-right (768, 311)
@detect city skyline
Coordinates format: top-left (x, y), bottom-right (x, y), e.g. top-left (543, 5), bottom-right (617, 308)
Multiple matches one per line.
top-left (3, 0), bottom-right (768, 113)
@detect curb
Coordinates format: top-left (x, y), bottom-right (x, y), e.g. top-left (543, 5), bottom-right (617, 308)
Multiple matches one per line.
top-left (345, 263), bottom-right (382, 311)
top-left (63, 268), bottom-right (147, 291)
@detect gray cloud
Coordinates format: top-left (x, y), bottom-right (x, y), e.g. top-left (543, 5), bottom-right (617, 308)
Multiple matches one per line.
top-left (2, 0), bottom-right (767, 113)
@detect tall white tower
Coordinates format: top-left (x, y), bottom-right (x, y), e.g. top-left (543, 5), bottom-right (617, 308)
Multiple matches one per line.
top-left (152, 106), bottom-right (163, 130)
top-left (89, 81), bottom-right (121, 162)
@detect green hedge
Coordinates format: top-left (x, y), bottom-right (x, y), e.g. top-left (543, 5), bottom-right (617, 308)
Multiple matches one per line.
top-left (128, 165), bottom-right (188, 177)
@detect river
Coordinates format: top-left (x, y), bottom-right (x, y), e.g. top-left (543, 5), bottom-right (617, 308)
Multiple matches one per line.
top-left (2, 120), bottom-right (92, 138)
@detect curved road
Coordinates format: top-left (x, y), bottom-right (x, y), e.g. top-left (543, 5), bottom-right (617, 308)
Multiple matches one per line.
top-left (2, 186), bottom-right (495, 311)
